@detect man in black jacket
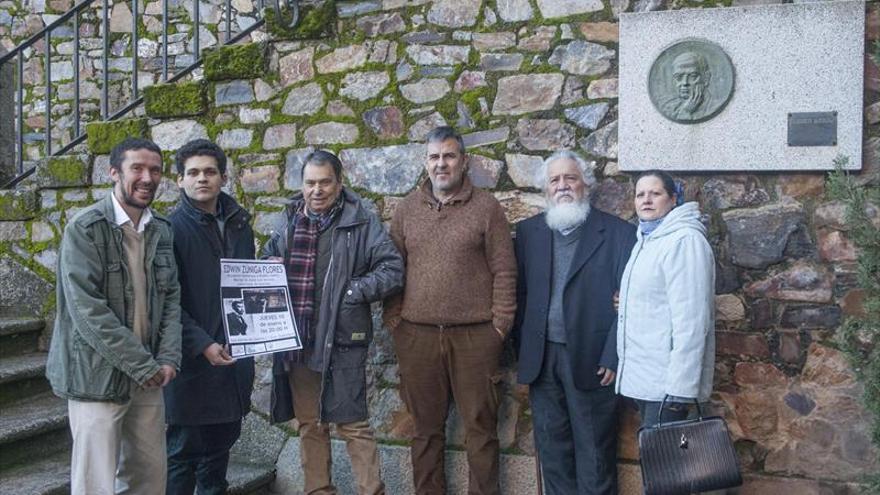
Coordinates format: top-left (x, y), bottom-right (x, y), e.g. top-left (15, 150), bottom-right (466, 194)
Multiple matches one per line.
top-left (164, 139), bottom-right (256, 495)
top-left (226, 301), bottom-right (247, 336)
top-left (512, 150), bottom-right (636, 495)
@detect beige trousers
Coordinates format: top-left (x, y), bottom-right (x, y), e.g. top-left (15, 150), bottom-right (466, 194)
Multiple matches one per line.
top-left (68, 387), bottom-right (166, 495)
top-left (289, 364), bottom-right (385, 495)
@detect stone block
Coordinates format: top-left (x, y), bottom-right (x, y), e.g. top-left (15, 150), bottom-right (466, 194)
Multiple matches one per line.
top-left (262, 124), bottom-right (297, 151)
top-left (239, 165), bottom-right (280, 194)
top-left (472, 32), bottom-right (516, 52)
top-left (716, 331), bottom-right (770, 358)
top-left (357, 12), bottom-right (406, 37)
top-left (281, 83), bottom-right (325, 116)
top-left (494, 190), bottom-right (545, 224)
top-left (400, 79), bottom-right (450, 104)
top-left (303, 123), bottom-right (359, 145)
top-left (363, 106), bottom-right (405, 139)
top-left (593, 178), bottom-right (634, 219)
top-left (284, 147), bottom-right (315, 191)
top-left (0, 221), bottom-right (27, 241)
top-left (278, 46), bottom-right (315, 87)
top-left (144, 81), bottom-right (206, 118)
top-left (339, 145), bottom-right (424, 195)
top-left (564, 103), bottom-right (610, 130)
top-left (203, 42), bottom-right (267, 81)
top-left (33, 155), bottom-right (91, 188)
top-left (722, 202), bottom-right (806, 269)
top-left (744, 261), bottom-right (833, 303)
top-left (340, 71), bottom-right (391, 101)
top-left (217, 129), bottom-right (254, 150)
top-left (581, 120), bottom-right (618, 159)
top-left (496, 0), bottom-right (533, 22)
top-left (586, 78), bottom-right (619, 99)
top-left (578, 21), bottom-right (619, 43)
top-left (518, 26), bottom-right (555, 52)
top-left (549, 41), bottom-right (615, 76)
top-left (467, 154), bottom-right (503, 189)
top-left (0, 190), bottom-right (39, 221)
top-left (480, 53), bottom-right (523, 71)
top-left (406, 44), bottom-right (470, 66)
top-left (536, 0), bottom-right (603, 18)
top-left (86, 118), bottom-right (148, 155)
top-left (462, 127), bottom-right (510, 149)
top-left (0, 256), bottom-right (53, 316)
top-left (151, 120), bottom-right (209, 152)
top-left (316, 44), bottom-right (369, 74)
top-left (505, 154), bottom-right (544, 190)
top-left (493, 74), bottom-right (564, 115)
top-left (215, 80), bottom-right (255, 107)
top-left (408, 112), bottom-right (447, 141)
top-left (618, 2), bottom-right (863, 171)
top-left (427, 0), bottom-right (480, 28)
top-left (516, 119), bottom-right (576, 151)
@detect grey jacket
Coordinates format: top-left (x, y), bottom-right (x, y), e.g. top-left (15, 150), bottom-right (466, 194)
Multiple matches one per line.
top-left (262, 188), bottom-right (404, 423)
top-left (47, 194), bottom-right (182, 403)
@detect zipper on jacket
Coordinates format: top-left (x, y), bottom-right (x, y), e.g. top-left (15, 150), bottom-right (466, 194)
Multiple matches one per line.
top-left (617, 236), bottom-right (646, 394)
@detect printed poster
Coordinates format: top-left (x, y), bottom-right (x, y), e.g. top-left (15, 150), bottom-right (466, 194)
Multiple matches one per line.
top-left (220, 259), bottom-right (301, 358)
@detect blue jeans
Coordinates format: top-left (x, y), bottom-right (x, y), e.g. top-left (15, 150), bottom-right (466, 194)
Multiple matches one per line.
top-left (635, 399), bottom-right (690, 429)
top-left (166, 420), bottom-right (242, 495)
top-left (529, 342), bottom-right (618, 495)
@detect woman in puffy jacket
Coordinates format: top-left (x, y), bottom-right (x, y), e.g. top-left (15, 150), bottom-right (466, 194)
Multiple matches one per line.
top-left (615, 170), bottom-right (715, 428)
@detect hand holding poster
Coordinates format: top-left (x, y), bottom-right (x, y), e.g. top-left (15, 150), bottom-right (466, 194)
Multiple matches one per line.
top-left (220, 259), bottom-right (302, 358)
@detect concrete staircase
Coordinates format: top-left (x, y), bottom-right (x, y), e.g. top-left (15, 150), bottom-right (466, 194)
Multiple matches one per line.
top-left (0, 317), bottom-right (277, 494)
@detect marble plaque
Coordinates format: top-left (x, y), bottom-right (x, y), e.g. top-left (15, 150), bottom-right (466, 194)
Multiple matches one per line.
top-left (619, 1), bottom-right (864, 171)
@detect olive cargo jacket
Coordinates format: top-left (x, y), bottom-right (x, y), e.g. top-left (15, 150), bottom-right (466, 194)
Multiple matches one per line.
top-left (46, 193), bottom-right (182, 403)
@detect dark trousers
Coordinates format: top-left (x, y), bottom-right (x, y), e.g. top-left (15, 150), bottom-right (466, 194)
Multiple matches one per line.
top-left (529, 342), bottom-right (618, 495)
top-left (166, 420), bottom-right (242, 495)
top-left (635, 399), bottom-right (690, 428)
top-left (393, 320), bottom-right (503, 495)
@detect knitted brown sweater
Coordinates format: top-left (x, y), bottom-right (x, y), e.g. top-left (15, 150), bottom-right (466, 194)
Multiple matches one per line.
top-left (384, 178), bottom-right (517, 334)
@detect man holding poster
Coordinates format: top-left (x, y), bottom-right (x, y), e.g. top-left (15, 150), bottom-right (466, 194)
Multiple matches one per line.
top-left (262, 150), bottom-right (404, 495)
top-left (164, 139), bottom-right (256, 495)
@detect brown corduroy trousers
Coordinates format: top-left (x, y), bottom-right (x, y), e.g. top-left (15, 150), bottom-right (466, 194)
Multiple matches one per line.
top-left (393, 320), bottom-right (504, 495)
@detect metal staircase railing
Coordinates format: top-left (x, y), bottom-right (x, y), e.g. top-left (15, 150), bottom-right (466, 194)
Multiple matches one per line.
top-left (0, 0), bottom-right (301, 189)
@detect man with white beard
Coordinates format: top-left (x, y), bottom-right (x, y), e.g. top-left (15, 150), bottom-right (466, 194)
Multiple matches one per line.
top-left (511, 150), bottom-right (636, 494)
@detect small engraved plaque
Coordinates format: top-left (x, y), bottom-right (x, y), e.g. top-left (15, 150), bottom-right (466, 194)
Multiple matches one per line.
top-left (788, 112), bottom-right (837, 147)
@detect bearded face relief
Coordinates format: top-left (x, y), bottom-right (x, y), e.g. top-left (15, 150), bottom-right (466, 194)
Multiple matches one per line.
top-left (648, 40), bottom-right (735, 124)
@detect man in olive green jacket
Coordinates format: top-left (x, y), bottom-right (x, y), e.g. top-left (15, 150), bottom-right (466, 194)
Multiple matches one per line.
top-left (46, 138), bottom-right (182, 495)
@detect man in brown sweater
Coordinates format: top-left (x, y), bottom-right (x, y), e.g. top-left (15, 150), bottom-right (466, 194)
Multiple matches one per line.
top-left (384, 126), bottom-right (517, 495)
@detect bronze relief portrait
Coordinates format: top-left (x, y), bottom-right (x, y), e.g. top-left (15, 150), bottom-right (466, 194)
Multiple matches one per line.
top-left (648, 40), bottom-right (735, 124)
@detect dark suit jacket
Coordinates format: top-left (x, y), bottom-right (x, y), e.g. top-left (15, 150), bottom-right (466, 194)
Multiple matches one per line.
top-left (513, 208), bottom-right (636, 390)
top-left (227, 311), bottom-right (247, 336)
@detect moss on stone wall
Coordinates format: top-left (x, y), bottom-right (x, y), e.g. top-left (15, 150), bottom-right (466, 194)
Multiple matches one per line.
top-left (263, 1), bottom-right (336, 40)
top-left (86, 118), bottom-right (148, 155)
top-left (0, 190), bottom-right (39, 221)
top-left (35, 156), bottom-right (90, 188)
top-left (203, 43), bottom-right (268, 82)
top-left (144, 81), bottom-right (207, 118)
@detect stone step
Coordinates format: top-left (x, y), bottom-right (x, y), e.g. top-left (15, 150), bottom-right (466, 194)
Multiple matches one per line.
top-left (0, 317), bottom-right (45, 358)
top-left (0, 453), bottom-right (274, 495)
top-left (0, 451), bottom-right (70, 495)
top-left (0, 392), bottom-right (70, 470)
top-left (227, 461), bottom-right (276, 495)
top-left (0, 352), bottom-right (51, 406)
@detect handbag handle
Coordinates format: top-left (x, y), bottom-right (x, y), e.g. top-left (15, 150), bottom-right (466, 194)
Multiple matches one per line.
top-left (656, 394), bottom-right (704, 426)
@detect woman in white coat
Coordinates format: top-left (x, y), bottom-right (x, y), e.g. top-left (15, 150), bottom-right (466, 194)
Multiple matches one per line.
top-left (616, 170), bottom-right (715, 428)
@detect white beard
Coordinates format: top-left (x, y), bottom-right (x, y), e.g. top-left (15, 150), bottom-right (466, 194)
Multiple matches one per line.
top-left (545, 201), bottom-right (590, 232)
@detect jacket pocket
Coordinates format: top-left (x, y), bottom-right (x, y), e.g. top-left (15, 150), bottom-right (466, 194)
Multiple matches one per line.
top-left (335, 299), bottom-right (373, 347)
top-left (153, 255), bottom-right (175, 292)
top-left (71, 332), bottom-right (129, 400)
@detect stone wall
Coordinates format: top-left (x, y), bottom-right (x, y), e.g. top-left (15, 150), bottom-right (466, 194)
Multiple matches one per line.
top-left (1, 0), bottom-right (878, 492)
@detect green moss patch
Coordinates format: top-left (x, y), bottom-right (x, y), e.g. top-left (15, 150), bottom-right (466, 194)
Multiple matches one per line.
top-left (144, 81), bottom-right (207, 118)
top-left (34, 155), bottom-right (91, 188)
top-left (0, 190), bottom-right (39, 221)
top-left (203, 42), bottom-right (268, 82)
top-left (264, 1), bottom-right (336, 40)
top-left (86, 118), bottom-right (148, 154)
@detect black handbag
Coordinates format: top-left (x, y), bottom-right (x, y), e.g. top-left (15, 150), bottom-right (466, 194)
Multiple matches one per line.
top-left (638, 396), bottom-right (743, 495)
